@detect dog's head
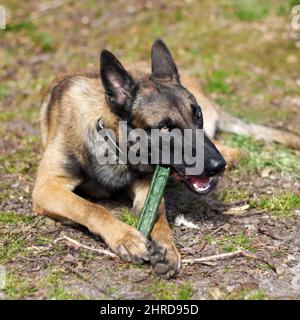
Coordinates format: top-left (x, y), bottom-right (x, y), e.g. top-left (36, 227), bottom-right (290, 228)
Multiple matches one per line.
top-left (100, 39), bottom-right (226, 194)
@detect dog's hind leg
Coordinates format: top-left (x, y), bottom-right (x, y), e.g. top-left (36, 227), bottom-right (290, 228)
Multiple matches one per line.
top-left (131, 178), bottom-right (181, 279)
top-left (32, 173), bottom-right (150, 264)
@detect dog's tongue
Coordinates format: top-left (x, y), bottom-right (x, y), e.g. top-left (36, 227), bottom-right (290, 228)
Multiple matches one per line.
top-left (189, 176), bottom-right (210, 188)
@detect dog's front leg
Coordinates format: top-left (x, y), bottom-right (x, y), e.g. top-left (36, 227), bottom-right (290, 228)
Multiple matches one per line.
top-left (131, 178), bottom-right (181, 279)
top-left (32, 175), bottom-right (150, 264)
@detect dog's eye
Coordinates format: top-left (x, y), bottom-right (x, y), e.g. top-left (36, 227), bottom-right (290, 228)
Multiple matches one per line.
top-left (197, 110), bottom-right (202, 119)
top-left (159, 125), bottom-right (170, 133)
top-left (191, 104), bottom-right (202, 120)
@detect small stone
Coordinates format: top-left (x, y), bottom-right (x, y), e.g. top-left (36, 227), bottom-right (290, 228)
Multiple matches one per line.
top-left (276, 267), bottom-right (285, 276)
top-left (43, 217), bottom-right (56, 228)
top-left (261, 168), bottom-right (272, 178)
top-left (64, 254), bottom-right (76, 263)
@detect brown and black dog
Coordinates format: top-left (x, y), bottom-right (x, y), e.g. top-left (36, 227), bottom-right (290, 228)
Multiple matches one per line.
top-left (33, 39), bottom-right (300, 279)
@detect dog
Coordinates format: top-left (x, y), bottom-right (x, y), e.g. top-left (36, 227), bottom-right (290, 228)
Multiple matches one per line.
top-left (33, 39), bottom-right (300, 279)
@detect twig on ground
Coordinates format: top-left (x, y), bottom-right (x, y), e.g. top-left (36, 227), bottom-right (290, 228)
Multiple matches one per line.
top-left (54, 235), bottom-right (118, 259)
top-left (182, 250), bottom-right (243, 264)
top-left (183, 250), bottom-right (277, 273)
top-left (242, 252), bottom-right (277, 273)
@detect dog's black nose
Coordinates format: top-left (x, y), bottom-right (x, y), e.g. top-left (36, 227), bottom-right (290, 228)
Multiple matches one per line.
top-left (207, 157), bottom-right (227, 176)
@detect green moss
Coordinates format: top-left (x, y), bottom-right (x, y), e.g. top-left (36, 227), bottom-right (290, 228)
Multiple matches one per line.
top-left (251, 192), bottom-right (300, 218)
top-left (219, 188), bottom-right (249, 204)
top-left (120, 209), bottom-right (138, 227)
top-left (150, 281), bottom-right (194, 300)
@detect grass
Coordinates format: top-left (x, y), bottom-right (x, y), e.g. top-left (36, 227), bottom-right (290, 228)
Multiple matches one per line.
top-left (223, 288), bottom-right (267, 300)
top-left (0, 84), bottom-right (10, 98)
top-left (219, 188), bottom-right (249, 204)
top-left (46, 270), bottom-right (88, 300)
top-left (251, 192), bottom-right (300, 218)
top-left (0, 111), bottom-right (16, 122)
top-left (34, 235), bottom-right (53, 246)
top-left (204, 232), bottom-right (255, 252)
top-left (0, 233), bottom-right (27, 263)
top-left (0, 150), bottom-right (37, 174)
top-left (223, 134), bottom-right (300, 178)
top-left (120, 209), bottom-right (138, 227)
top-left (0, 211), bottom-right (35, 225)
top-left (4, 274), bottom-right (38, 299)
top-left (4, 269), bottom-right (89, 299)
top-left (0, 134), bottom-right (39, 175)
top-left (233, 1), bottom-right (269, 22)
top-left (218, 232), bottom-right (255, 253)
top-left (204, 69), bottom-right (232, 94)
top-left (150, 281), bottom-right (194, 300)
top-left (4, 19), bottom-right (55, 52)
top-left (0, 183), bottom-right (11, 202)
top-left (272, 249), bottom-right (285, 258)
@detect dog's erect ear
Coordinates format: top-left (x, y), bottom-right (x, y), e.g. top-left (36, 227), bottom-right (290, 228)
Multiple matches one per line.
top-left (100, 49), bottom-right (137, 116)
top-left (151, 39), bottom-right (179, 83)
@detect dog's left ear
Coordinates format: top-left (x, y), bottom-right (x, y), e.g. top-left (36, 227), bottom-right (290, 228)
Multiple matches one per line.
top-left (151, 39), bottom-right (180, 83)
top-left (100, 49), bottom-right (137, 116)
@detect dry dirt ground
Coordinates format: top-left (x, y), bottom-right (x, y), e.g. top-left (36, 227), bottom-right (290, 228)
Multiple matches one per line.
top-left (1, 0), bottom-right (300, 299)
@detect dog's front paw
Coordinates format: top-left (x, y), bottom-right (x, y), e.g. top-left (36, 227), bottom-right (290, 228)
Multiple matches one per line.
top-left (107, 223), bottom-right (150, 264)
top-left (149, 240), bottom-right (181, 279)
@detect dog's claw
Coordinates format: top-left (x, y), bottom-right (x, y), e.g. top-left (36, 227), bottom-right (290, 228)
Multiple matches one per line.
top-left (149, 240), bottom-right (181, 279)
top-left (109, 223), bottom-right (150, 264)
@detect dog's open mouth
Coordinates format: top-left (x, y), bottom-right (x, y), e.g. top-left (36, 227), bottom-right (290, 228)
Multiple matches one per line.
top-left (171, 168), bottom-right (218, 195)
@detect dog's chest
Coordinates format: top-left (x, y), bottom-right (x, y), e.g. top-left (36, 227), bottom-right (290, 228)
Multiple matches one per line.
top-left (88, 161), bottom-right (138, 191)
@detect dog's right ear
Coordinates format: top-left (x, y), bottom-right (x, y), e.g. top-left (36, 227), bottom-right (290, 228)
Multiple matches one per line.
top-left (100, 49), bottom-right (137, 117)
top-left (151, 39), bottom-right (179, 83)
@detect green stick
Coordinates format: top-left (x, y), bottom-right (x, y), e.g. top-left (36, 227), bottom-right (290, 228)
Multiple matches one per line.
top-left (137, 165), bottom-right (171, 238)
